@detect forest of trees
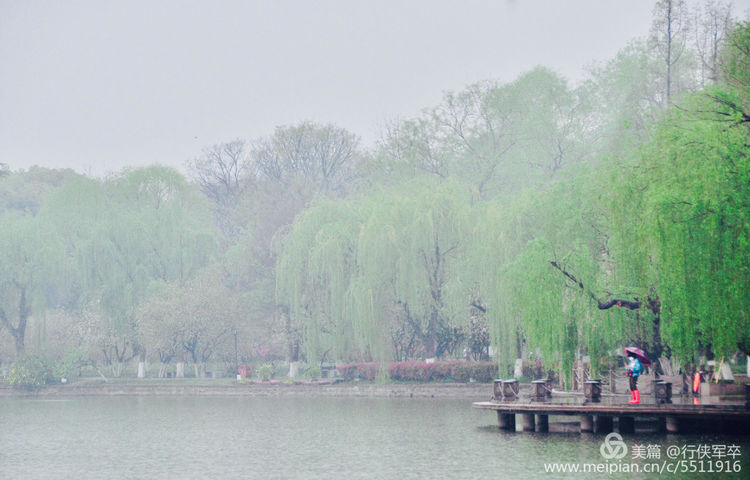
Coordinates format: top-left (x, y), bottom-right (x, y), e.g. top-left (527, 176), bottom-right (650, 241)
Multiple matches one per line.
top-left (1, 1), bottom-right (747, 386)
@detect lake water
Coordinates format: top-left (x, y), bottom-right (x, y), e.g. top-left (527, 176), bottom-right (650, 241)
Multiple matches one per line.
top-left (1, 396), bottom-right (748, 479)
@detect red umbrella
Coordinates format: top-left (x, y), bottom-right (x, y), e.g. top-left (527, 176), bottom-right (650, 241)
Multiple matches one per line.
top-left (625, 347), bottom-right (652, 366)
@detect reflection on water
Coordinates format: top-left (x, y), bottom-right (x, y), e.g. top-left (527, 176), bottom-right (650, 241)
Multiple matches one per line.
top-left (0, 396), bottom-right (748, 479)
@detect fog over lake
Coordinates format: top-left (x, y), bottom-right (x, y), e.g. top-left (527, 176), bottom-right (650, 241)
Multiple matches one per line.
top-left (0, 0), bottom-right (664, 175)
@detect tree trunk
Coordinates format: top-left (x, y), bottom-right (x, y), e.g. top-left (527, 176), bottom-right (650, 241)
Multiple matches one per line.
top-left (423, 335), bottom-right (436, 360)
top-left (649, 296), bottom-right (663, 360)
top-left (176, 362), bottom-right (185, 378)
top-left (515, 329), bottom-right (523, 358)
top-left (0, 287), bottom-right (31, 357)
top-left (13, 334), bottom-right (25, 357)
top-left (288, 361), bottom-right (299, 378)
top-left (110, 361), bottom-right (123, 378)
top-left (666, 0), bottom-right (673, 104)
top-left (16, 287), bottom-right (30, 356)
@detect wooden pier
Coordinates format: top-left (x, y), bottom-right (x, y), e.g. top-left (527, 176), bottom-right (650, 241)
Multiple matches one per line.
top-left (474, 383), bottom-right (750, 434)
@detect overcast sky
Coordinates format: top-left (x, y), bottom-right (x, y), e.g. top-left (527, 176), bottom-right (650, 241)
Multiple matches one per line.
top-left (2, 0), bottom-right (748, 176)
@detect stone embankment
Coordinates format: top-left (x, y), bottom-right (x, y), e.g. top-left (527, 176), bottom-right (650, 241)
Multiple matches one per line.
top-left (0, 380), bottom-right (492, 399)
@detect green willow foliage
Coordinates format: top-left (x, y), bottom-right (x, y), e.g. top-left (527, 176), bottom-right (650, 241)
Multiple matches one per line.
top-left (277, 24), bottom-right (748, 379)
top-left (40, 166), bottom-right (217, 342)
top-left (632, 96), bottom-right (748, 359)
top-left (0, 212), bottom-right (65, 355)
top-left (465, 178), bottom-right (632, 384)
top-left (1, 17), bottom-right (746, 386)
top-left (277, 174), bottom-right (633, 381)
top-left (607, 22), bottom-right (750, 362)
top-left (277, 178), bottom-right (475, 364)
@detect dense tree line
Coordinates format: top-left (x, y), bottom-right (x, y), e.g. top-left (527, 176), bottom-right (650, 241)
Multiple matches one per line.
top-left (1, 2), bottom-right (747, 385)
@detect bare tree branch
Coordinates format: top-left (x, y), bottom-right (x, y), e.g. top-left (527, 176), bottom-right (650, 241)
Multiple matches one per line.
top-left (549, 260), bottom-right (642, 310)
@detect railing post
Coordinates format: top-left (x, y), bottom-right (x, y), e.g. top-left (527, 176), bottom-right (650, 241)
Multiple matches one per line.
top-left (532, 380), bottom-right (547, 400)
top-left (502, 379), bottom-right (519, 400)
top-left (584, 380), bottom-right (602, 402)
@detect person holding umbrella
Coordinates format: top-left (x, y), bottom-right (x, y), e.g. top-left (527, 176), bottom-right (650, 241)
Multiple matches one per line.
top-left (625, 347), bottom-right (650, 404)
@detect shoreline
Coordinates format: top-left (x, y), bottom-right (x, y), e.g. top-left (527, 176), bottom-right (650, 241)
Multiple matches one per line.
top-left (0, 380), bottom-right (493, 399)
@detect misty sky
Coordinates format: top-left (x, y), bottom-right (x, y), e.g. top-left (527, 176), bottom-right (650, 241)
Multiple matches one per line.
top-left (2, 0), bottom-right (748, 176)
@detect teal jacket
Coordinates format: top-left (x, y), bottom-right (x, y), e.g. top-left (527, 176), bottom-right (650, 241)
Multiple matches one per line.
top-left (629, 357), bottom-right (643, 378)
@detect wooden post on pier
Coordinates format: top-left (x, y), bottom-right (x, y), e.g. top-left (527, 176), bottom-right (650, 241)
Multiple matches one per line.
top-left (475, 389), bottom-right (750, 436)
top-left (521, 413), bottom-right (535, 431)
top-left (498, 412), bottom-right (516, 430)
top-left (580, 415), bottom-right (594, 432)
top-left (618, 416), bottom-right (635, 433)
top-left (594, 416), bottom-right (613, 433)
top-left (535, 414), bottom-right (549, 432)
top-left (656, 417), bottom-right (667, 432)
top-left (666, 416), bottom-right (680, 433)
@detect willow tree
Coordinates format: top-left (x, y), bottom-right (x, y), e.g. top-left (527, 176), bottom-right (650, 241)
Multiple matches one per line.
top-left (464, 174), bottom-right (634, 385)
top-left (605, 22), bottom-right (749, 364)
top-left (353, 179), bottom-right (474, 361)
top-left (0, 168), bottom-right (79, 358)
top-left (276, 178), bottom-right (476, 364)
top-left (460, 195), bottom-right (533, 374)
top-left (0, 213), bottom-right (64, 357)
top-left (630, 54), bottom-right (747, 361)
top-left (40, 166), bottom-right (217, 375)
top-left (275, 198), bottom-right (361, 366)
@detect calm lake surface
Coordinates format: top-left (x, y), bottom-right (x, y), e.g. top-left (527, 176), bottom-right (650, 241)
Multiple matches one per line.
top-left (1, 395), bottom-right (748, 479)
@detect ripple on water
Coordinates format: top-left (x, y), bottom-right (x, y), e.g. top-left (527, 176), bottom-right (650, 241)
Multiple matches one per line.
top-left (1, 396), bottom-right (749, 479)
